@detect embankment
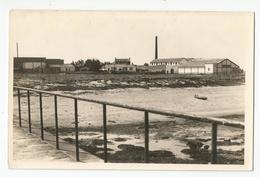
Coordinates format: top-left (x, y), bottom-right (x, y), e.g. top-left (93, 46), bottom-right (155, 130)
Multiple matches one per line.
top-left (14, 73), bottom-right (245, 91)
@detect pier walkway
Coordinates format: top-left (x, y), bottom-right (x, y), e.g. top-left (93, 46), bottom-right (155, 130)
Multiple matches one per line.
top-left (12, 119), bottom-right (102, 165)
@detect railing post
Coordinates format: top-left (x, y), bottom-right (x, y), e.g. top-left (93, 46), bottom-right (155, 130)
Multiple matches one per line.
top-left (27, 90), bottom-right (31, 133)
top-left (17, 89), bottom-right (22, 127)
top-left (39, 93), bottom-right (44, 140)
top-left (211, 122), bottom-right (218, 164)
top-left (74, 98), bottom-right (80, 162)
top-left (103, 104), bottom-right (108, 163)
top-left (54, 95), bottom-right (59, 149)
top-left (144, 111), bottom-right (149, 163)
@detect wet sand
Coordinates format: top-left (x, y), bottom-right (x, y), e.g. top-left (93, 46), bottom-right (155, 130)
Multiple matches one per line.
top-left (44, 115), bottom-right (244, 164)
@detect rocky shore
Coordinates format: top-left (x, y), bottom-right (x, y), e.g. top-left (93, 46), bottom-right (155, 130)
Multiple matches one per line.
top-left (45, 117), bottom-right (244, 164)
top-left (14, 73), bottom-right (245, 91)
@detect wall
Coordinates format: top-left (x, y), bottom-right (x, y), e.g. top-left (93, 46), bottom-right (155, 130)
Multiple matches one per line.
top-left (198, 67), bottom-right (205, 74)
top-left (60, 66), bottom-right (75, 72)
top-left (205, 64), bottom-right (214, 74)
top-left (216, 59), bottom-right (240, 75)
top-left (165, 65), bottom-right (178, 74)
top-left (178, 67), bottom-right (205, 74)
top-left (23, 62), bottom-right (46, 69)
top-left (105, 64), bottom-right (136, 72)
top-left (148, 65), bottom-right (166, 73)
top-left (184, 67), bottom-right (192, 74)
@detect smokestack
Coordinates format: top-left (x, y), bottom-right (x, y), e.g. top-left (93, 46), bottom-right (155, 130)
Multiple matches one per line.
top-left (16, 42), bottom-right (19, 58)
top-left (155, 36), bottom-right (158, 59)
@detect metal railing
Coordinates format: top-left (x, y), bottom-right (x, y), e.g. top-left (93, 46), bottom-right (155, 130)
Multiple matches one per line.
top-left (14, 86), bottom-right (244, 164)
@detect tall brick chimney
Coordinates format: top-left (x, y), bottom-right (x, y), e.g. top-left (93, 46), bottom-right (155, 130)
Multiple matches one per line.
top-left (155, 36), bottom-right (158, 59)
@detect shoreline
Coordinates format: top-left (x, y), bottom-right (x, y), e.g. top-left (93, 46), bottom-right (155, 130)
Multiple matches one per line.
top-left (14, 73), bottom-right (245, 91)
top-left (44, 117), bottom-right (244, 164)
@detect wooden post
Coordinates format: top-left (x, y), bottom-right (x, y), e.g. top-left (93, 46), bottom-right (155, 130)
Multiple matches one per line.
top-left (103, 104), bottom-right (108, 162)
top-left (17, 89), bottom-right (22, 127)
top-left (74, 98), bottom-right (80, 161)
top-left (54, 95), bottom-right (59, 149)
top-left (211, 123), bottom-right (218, 164)
top-left (27, 90), bottom-right (31, 133)
top-left (144, 111), bottom-right (149, 163)
top-left (39, 93), bottom-right (44, 140)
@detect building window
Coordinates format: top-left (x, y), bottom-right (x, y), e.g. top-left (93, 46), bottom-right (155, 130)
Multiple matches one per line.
top-left (208, 68), bottom-right (210, 71)
top-left (129, 67), bottom-right (133, 70)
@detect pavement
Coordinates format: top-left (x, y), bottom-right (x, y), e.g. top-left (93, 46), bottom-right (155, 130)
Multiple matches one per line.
top-left (11, 118), bottom-right (103, 166)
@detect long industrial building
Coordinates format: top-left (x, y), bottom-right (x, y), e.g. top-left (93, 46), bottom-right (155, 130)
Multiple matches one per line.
top-left (13, 57), bottom-right (74, 73)
top-left (149, 36), bottom-right (241, 74)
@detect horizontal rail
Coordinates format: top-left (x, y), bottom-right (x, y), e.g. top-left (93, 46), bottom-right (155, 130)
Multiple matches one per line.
top-left (13, 86), bottom-right (244, 129)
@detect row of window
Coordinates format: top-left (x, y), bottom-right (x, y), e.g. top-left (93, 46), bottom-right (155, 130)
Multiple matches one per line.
top-left (151, 62), bottom-right (180, 66)
top-left (108, 67), bottom-right (134, 71)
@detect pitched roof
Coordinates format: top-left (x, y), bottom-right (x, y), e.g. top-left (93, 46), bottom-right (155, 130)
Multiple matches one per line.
top-left (115, 58), bottom-right (131, 62)
top-left (46, 59), bottom-right (64, 65)
top-left (150, 58), bottom-right (193, 63)
top-left (61, 64), bottom-right (75, 67)
top-left (179, 59), bottom-right (226, 67)
top-left (14, 57), bottom-right (46, 63)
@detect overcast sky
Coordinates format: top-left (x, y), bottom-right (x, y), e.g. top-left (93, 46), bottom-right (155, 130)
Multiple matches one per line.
top-left (9, 10), bottom-right (254, 68)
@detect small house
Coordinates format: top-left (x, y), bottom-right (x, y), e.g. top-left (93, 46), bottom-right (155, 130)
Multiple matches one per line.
top-left (104, 58), bottom-right (136, 73)
top-left (60, 64), bottom-right (75, 73)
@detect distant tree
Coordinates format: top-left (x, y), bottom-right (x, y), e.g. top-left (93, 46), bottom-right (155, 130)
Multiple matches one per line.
top-left (71, 59), bottom-right (85, 71)
top-left (84, 59), bottom-right (102, 71)
top-left (71, 59), bottom-right (102, 72)
top-left (144, 63), bottom-right (149, 66)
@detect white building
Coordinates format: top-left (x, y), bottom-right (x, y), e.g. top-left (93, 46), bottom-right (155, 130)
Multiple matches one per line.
top-left (60, 64), bottom-right (75, 73)
top-left (178, 59), bottom-right (241, 75)
top-left (149, 58), bottom-right (192, 73)
top-left (104, 58), bottom-right (136, 73)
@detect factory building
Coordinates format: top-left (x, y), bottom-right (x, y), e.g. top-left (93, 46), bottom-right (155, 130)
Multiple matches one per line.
top-left (148, 36), bottom-right (241, 75)
top-left (13, 57), bottom-right (75, 73)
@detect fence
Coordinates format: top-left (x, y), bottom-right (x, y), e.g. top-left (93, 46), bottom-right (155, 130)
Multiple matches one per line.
top-left (13, 86), bottom-right (245, 164)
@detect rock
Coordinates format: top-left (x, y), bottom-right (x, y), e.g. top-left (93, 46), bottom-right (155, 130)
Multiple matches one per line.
top-left (108, 120), bottom-right (116, 124)
top-left (150, 150), bottom-right (174, 157)
top-left (106, 80), bottom-right (112, 84)
top-left (117, 144), bottom-right (144, 152)
top-left (114, 137), bottom-right (127, 142)
top-left (187, 140), bottom-right (203, 151)
top-left (196, 138), bottom-right (211, 142)
top-left (203, 145), bottom-right (210, 150)
top-left (92, 139), bottom-right (113, 146)
top-left (161, 136), bottom-right (170, 140)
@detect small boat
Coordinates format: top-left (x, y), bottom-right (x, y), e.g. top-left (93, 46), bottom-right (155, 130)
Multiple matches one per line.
top-left (194, 94), bottom-right (207, 100)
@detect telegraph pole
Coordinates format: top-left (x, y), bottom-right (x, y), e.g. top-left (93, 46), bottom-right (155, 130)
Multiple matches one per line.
top-left (16, 42), bottom-right (19, 58)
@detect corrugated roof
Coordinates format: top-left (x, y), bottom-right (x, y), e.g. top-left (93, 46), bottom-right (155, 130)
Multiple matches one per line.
top-left (115, 58), bottom-right (130, 61)
top-left (14, 57), bottom-right (46, 63)
top-left (46, 59), bottom-right (64, 65)
top-left (62, 64), bottom-right (74, 67)
top-left (179, 59), bottom-right (226, 67)
top-left (150, 58), bottom-right (193, 63)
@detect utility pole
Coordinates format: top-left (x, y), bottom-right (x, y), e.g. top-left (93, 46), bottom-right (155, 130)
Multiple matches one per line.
top-left (16, 42), bottom-right (19, 58)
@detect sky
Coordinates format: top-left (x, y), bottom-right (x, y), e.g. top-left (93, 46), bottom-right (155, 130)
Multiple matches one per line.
top-left (9, 10), bottom-right (254, 68)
